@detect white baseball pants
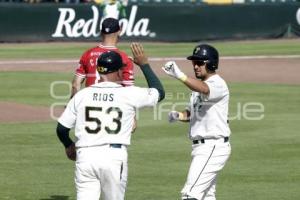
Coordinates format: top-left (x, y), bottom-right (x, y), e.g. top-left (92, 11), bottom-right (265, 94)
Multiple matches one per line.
top-left (75, 145), bottom-right (128, 200)
top-left (181, 139), bottom-right (231, 200)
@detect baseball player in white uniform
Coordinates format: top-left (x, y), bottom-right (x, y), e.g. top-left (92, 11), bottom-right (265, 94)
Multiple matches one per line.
top-left (56, 43), bottom-right (164, 200)
top-left (162, 44), bottom-right (231, 200)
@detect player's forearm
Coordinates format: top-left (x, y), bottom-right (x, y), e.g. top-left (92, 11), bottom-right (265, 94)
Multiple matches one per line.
top-left (162, 61), bottom-right (209, 95)
top-left (56, 123), bottom-right (74, 148)
top-left (70, 86), bottom-right (79, 99)
top-left (140, 64), bottom-right (165, 102)
top-left (178, 110), bottom-right (190, 122)
top-left (70, 76), bottom-right (84, 98)
top-left (71, 82), bottom-right (81, 97)
top-left (183, 77), bottom-right (209, 95)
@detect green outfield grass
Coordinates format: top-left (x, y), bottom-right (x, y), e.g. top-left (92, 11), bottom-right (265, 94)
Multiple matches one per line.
top-left (1, 71), bottom-right (300, 200)
top-left (1, 39), bottom-right (300, 199)
top-left (0, 39), bottom-right (300, 59)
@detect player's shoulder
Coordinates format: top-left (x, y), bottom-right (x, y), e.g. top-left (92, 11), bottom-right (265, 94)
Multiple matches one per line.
top-left (206, 74), bottom-right (226, 84)
top-left (121, 85), bottom-right (139, 91)
top-left (82, 46), bottom-right (101, 56)
top-left (206, 74), bottom-right (229, 90)
top-left (114, 48), bottom-right (130, 58)
top-left (215, 75), bottom-right (228, 87)
top-left (117, 49), bottom-right (133, 63)
top-left (121, 86), bottom-right (145, 93)
top-left (73, 87), bottom-right (86, 98)
top-left (85, 46), bottom-right (99, 52)
top-left (73, 86), bottom-right (95, 100)
top-left (116, 49), bottom-right (128, 57)
top-left (97, 45), bottom-right (130, 57)
top-left (123, 86), bottom-right (158, 95)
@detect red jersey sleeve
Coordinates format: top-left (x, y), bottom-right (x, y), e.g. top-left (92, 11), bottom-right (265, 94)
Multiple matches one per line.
top-left (120, 52), bottom-right (134, 86)
top-left (75, 52), bottom-right (88, 78)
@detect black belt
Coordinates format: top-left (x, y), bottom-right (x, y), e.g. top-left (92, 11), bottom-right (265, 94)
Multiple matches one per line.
top-left (109, 144), bottom-right (122, 148)
top-left (193, 137), bottom-right (229, 144)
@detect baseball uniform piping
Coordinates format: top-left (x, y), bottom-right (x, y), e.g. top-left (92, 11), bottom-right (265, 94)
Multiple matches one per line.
top-left (120, 162), bottom-right (123, 181)
top-left (189, 145), bottom-right (216, 193)
top-left (90, 86), bottom-right (122, 88)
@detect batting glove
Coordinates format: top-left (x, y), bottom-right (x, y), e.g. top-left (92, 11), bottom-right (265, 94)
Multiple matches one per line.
top-left (168, 111), bottom-right (180, 123)
top-left (162, 61), bottom-right (187, 82)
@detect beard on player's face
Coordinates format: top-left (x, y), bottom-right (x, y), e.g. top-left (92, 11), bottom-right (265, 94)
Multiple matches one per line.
top-left (193, 61), bottom-right (207, 80)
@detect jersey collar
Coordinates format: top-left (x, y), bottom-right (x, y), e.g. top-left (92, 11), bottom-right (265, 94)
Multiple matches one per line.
top-left (98, 44), bottom-right (117, 49)
top-left (205, 74), bottom-right (219, 82)
top-left (91, 81), bottom-right (122, 88)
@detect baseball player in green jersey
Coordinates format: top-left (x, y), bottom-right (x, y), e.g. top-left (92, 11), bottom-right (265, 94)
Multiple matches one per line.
top-left (163, 44), bottom-right (231, 200)
top-left (56, 43), bottom-right (164, 200)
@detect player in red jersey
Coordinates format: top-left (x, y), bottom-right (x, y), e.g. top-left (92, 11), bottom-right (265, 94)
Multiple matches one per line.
top-left (70, 18), bottom-right (134, 98)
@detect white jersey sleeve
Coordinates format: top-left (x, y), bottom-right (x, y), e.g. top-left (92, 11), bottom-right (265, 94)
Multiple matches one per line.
top-left (129, 87), bottom-right (159, 108)
top-left (204, 77), bottom-right (228, 101)
top-left (58, 97), bottom-right (77, 129)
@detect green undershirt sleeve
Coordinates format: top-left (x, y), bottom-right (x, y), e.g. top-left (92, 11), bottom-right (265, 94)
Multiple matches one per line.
top-left (56, 123), bottom-right (73, 148)
top-left (139, 64), bottom-right (165, 102)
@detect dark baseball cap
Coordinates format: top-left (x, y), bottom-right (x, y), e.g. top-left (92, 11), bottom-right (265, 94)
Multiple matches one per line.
top-left (101, 18), bottom-right (121, 34)
top-left (187, 44), bottom-right (218, 61)
top-left (97, 51), bottom-right (123, 74)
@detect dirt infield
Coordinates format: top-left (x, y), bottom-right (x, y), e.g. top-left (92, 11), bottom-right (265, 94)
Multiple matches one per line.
top-left (0, 102), bottom-right (64, 123)
top-left (1, 57), bottom-right (300, 84)
top-left (149, 57), bottom-right (300, 85)
top-left (1, 56), bottom-right (299, 123)
top-left (0, 102), bottom-right (49, 123)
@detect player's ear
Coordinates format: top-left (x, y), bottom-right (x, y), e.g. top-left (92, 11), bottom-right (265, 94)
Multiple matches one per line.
top-left (117, 69), bottom-right (123, 77)
top-left (205, 64), bottom-right (215, 74)
top-left (114, 69), bottom-right (122, 84)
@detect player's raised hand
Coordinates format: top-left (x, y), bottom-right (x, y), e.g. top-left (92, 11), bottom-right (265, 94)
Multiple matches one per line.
top-left (130, 43), bottom-right (148, 66)
top-left (162, 61), bottom-right (187, 82)
top-left (65, 142), bottom-right (76, 161)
